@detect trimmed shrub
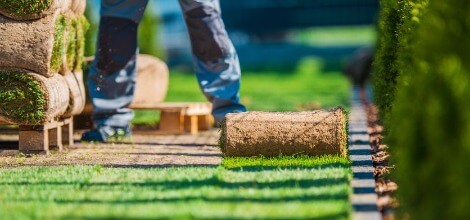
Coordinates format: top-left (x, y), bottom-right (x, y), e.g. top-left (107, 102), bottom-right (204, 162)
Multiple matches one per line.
top-left (372, 0), bottom-right (400, 123)
top-left (372, 0), bottom-right (427, 126)
top-left (390, 0), bottom-right (470, 218)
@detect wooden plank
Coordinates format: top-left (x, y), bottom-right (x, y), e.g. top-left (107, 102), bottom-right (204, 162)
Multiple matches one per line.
top-left (133, 102), bottom-right (212, 116)
top-left (19, 126), bottom-right (49, 153)
top-left (15, 117), bottom-right (74, 154)
top-left (158, 110), bottom-right (184, 134)
top-left (62, 118), bottom-right (74, 146)
top-left (48, 126), bottom-right (63, 151)
top-left (76, 102), bottom-right (212, 134)
top-left (198, 115), bottom-right (213, 131)
top-left (184, 115), bottom-right (198, 134)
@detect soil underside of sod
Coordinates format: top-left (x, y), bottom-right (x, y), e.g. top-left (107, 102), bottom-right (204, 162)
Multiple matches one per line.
top-left (0, 131), bottom-right (352, 219)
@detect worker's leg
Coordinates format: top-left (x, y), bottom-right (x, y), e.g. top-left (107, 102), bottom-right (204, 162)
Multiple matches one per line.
top-left (179, 0), bottom-right (246, 123)
top-left (87, 0), bottom-right (148, 128)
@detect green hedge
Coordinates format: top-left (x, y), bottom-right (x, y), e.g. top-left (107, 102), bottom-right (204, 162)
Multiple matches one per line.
top-left (372, 0), bottom-right (399, 123)
top-left (372, 0), bottom-right (427, 125)
top-left (386, 0), bottom-right (470, 218)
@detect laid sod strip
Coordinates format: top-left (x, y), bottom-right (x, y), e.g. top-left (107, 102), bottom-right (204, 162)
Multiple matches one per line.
top-left (222, 155), bottom-right (351, 169)
top-left (220, 107), bottom-right (347, 157)
top-left (0, 72), bottom-right (69, 125)
top-left (0, 156), bottom-right (352, 219)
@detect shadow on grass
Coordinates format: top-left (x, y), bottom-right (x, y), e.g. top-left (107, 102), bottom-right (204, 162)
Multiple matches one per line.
top-left (67, 212), bottom-right (350, 220)
top-left (125, 152), bottom-right (222, 157)
top-left (0, 175), bottom-right (348, 190)
top-left (12, 191), bottom-right (349, 204)
top-left (225, 162), bottom-right (349, 172)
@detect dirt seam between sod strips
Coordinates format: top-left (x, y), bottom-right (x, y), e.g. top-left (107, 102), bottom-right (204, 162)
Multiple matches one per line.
top-left (348, 87), bottom-right (381, 220)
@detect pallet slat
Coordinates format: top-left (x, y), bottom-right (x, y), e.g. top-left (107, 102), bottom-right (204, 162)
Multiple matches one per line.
top-left (16, 117), bottom-right (74, 154)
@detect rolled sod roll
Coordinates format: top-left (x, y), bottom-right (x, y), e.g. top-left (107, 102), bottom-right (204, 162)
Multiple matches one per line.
top-left (0, 0), bottom-right (72, 21)
top-left (61, 14), bottom-right (88, 73)
top-left (73, 16), bottom-right (88, 71)
top-left (71, 0), bottom-right (86, 15)
top-left (62, 71), bottom-right (85, 117)
top-left (220, 107), bottom-right (347, 157)
top-left (129, 54), bottom-right (169, 109)
top-left (0, 11), bottom-right (65, 76)
top-left (0, 72), bottom-right (69, 125)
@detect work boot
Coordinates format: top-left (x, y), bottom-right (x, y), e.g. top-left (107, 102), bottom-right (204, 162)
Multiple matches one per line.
top-left (81, 125), bottom-right (132, 143)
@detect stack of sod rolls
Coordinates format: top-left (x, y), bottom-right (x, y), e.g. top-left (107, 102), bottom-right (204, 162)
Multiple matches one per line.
top-left (0, 0), bottom-right (88, 125)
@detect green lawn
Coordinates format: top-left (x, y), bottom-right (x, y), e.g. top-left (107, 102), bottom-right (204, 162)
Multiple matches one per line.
top-left (291, 25), bottom-right (377, 47)
top-left (133, 58), bottom-right (350, 124)
top-left (0, 156), bottom-right (351, 219)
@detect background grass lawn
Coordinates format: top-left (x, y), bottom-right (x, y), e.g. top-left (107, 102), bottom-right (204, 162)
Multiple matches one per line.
top-left (0, 156), bottom-right (351, 219)
top-left (133, 58), bottom-right (350, 125)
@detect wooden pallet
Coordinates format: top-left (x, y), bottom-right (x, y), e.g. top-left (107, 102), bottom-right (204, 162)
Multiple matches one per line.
top-left (16, 117), bottom-right (74, 154)
top-left (135, 102), bottom-right (214, 134)
top-left (75, 102), bottom-right (214, 134)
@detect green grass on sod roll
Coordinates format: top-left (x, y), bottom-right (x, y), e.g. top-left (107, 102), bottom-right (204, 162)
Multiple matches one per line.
top-left (0, 0), bottom-right (52, 18)
top-left (0, 73), bottom-right (46, 124)
top-left (66, 18), bottom-right (77, 71)
top-left (50, 15), bottom-right (66, 72)
top-left (74, 15), bottom-right (89, 71)
top-left (0, 155), bottom-right (352, 219)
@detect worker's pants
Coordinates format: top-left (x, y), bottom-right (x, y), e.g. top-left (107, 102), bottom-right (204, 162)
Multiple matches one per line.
top-left (88, 0), bottom-right (246, 128)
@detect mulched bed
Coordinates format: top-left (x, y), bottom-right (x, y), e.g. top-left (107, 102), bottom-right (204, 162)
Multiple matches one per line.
top-left (365, 103), bottom-right (399, 219)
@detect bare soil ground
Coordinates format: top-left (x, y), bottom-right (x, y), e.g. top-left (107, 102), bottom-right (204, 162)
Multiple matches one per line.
top-left (365, 104), bottom-right (398, 219)
top-left (0, 130), bottom-right (221, 168)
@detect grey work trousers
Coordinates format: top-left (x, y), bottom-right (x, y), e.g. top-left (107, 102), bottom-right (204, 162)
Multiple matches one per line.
top-left (88, 0), bottom-right (246, 128)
